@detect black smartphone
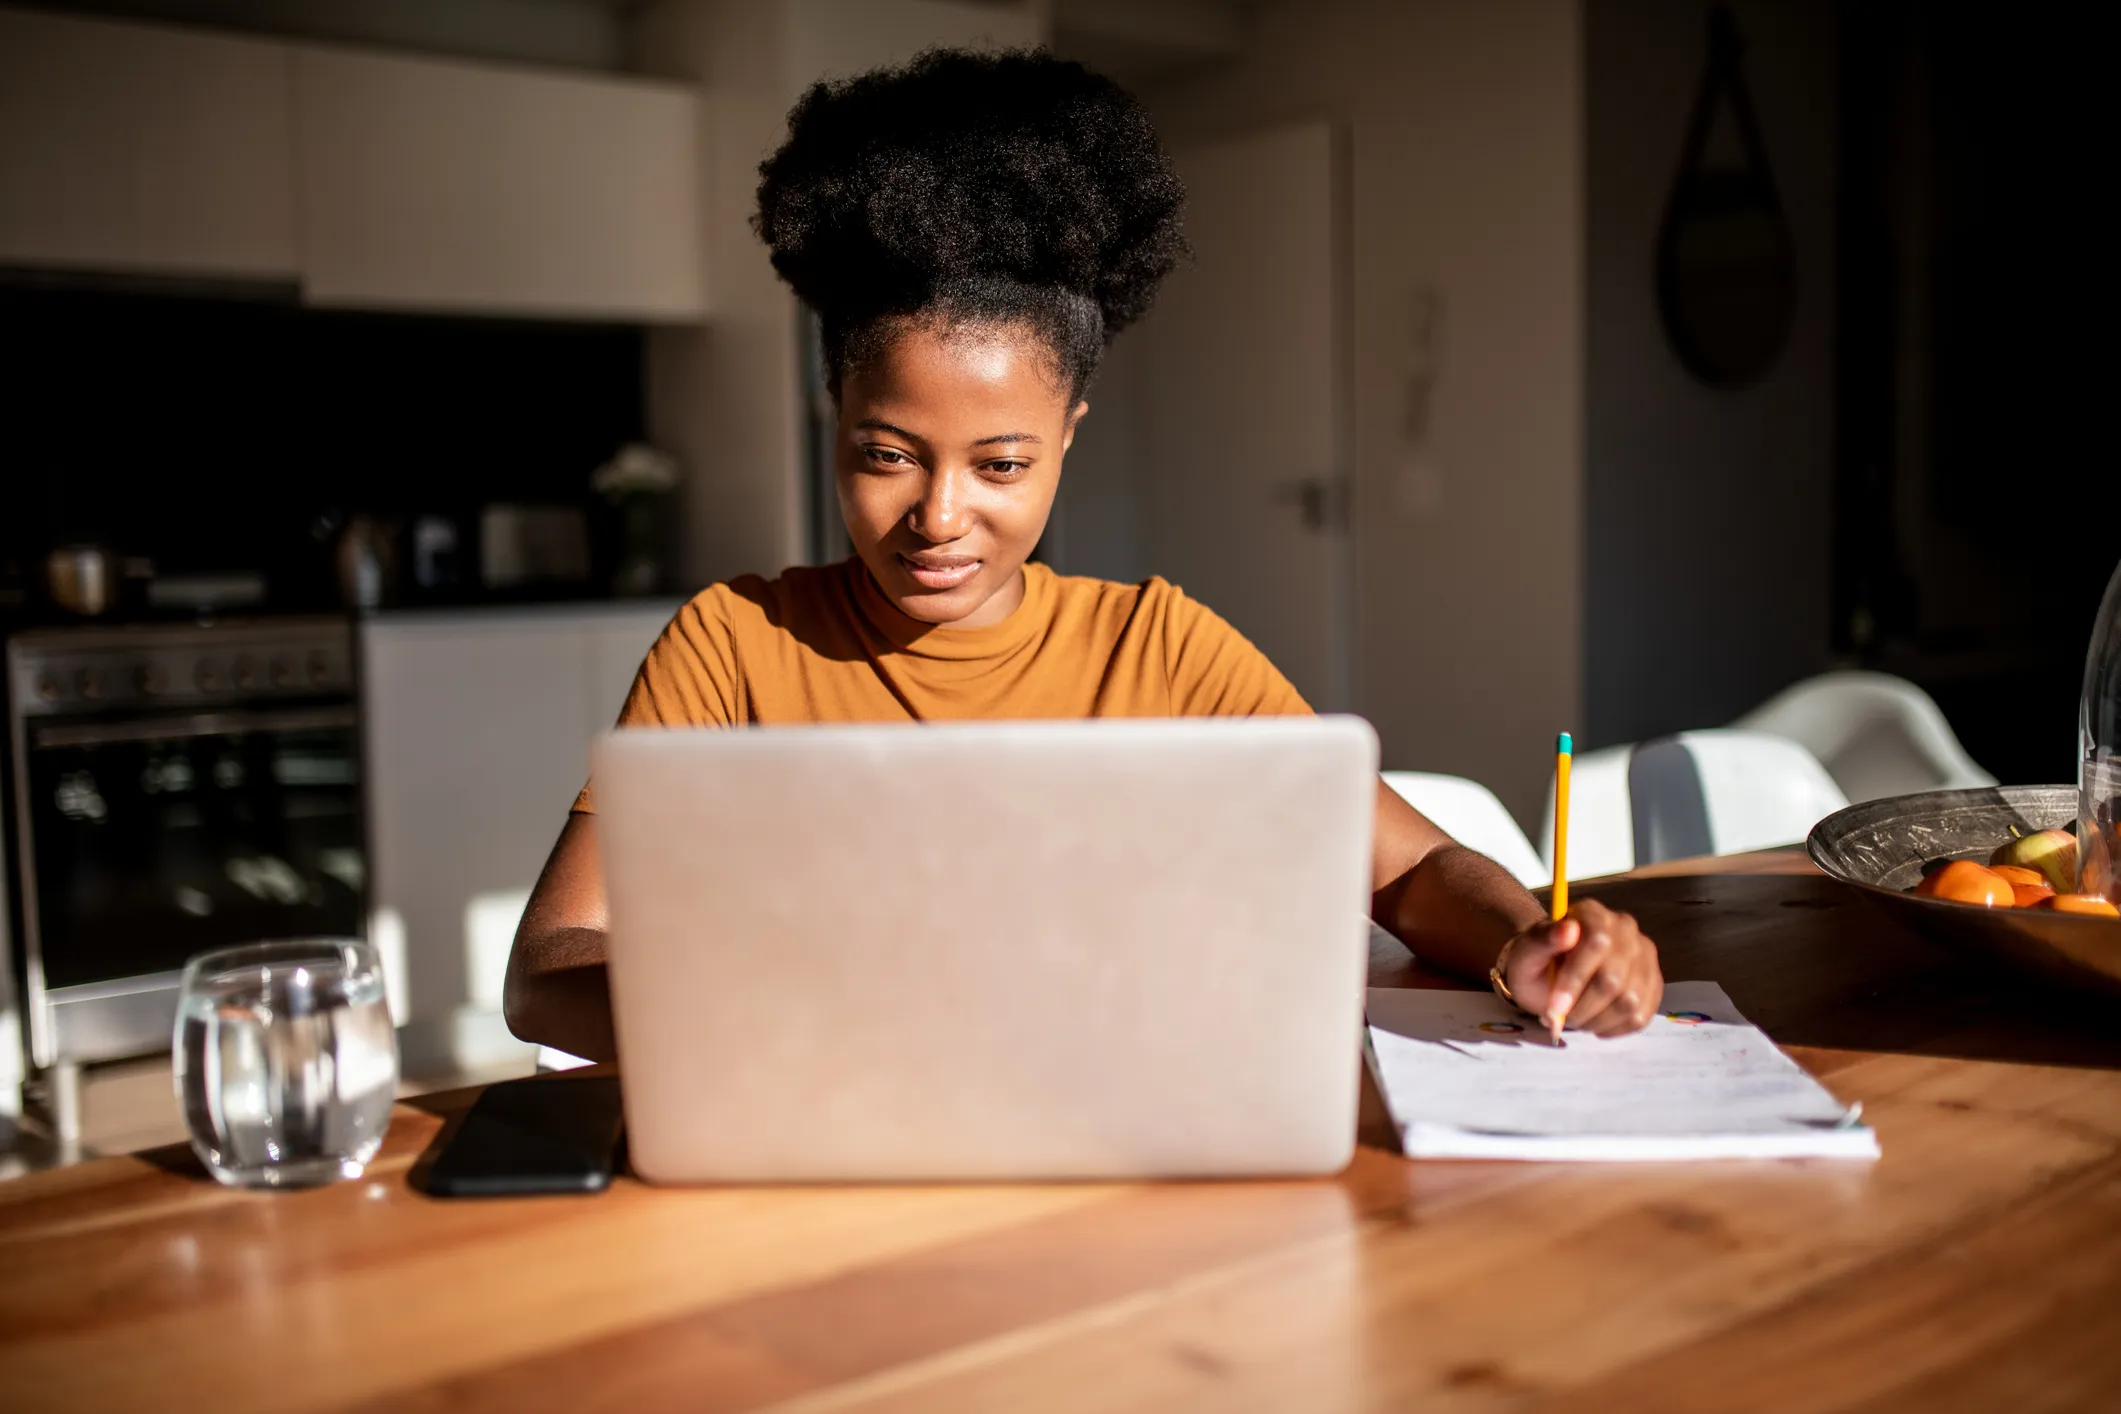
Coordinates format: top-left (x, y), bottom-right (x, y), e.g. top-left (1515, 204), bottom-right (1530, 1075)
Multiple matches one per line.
top-left (425, 1075), bottom-right (624, 1197)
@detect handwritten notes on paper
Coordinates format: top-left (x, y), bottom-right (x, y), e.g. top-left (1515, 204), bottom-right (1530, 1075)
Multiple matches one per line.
top-left (1364, 981), bottom-right (1879, 1161)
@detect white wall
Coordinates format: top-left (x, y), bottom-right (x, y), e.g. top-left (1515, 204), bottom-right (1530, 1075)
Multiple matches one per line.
top-left (784, 0), bottom-right (1037, 88)
top-left (1582, 0), bottom-right (1839, 748)
top-left (1107, 0), bottom-right (1584, 826)
top-left (630, 0), bottom-right (1044, 589)
top-left (632, 0), bottom-right (804, 589)
top-left (1053, 327), bottom-right (1151, 584)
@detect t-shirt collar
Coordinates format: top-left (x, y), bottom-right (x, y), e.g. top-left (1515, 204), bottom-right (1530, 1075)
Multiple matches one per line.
top-left (846, 557), bottom-right (1053, 661)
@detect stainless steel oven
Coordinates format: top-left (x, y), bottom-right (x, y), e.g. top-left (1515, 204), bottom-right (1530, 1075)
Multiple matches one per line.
top-left (5, 618), bottom-right (363, 1146)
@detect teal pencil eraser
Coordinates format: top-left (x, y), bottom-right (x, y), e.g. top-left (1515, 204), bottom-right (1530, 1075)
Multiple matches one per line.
top-left (1557, 732), bottom-right (1573, 755)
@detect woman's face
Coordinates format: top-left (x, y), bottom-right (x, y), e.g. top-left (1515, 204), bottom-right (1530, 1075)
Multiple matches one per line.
top-left (836, 322), bottom-right (1085, 630)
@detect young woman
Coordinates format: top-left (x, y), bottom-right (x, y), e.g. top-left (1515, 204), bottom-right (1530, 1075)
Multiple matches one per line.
top-left (505, 49), bottom-right (1662, 1063)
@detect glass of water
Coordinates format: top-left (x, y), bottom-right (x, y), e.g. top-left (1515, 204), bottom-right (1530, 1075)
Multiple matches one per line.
top-left (174, 939), bottom-right (398, 1188)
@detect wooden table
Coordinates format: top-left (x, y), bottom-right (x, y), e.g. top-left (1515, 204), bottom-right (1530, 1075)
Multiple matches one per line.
top-left (5, 854), bottom-right (2120, 1412)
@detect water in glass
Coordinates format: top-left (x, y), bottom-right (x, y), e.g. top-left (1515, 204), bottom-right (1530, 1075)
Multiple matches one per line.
top-left (175, 939), bottom-right (397, 1187)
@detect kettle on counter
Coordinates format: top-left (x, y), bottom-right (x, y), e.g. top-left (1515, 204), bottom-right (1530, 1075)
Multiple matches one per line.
top-left (44, 544), bottom-right (115, 616)
top-left (333, 514), bottom-right (402, 611)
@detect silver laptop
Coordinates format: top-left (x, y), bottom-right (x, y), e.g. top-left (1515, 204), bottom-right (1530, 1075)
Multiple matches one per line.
top-left (593, 716), bottom-right (1378, 1183)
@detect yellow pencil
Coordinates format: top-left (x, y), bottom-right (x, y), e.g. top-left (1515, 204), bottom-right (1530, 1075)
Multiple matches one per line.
top-left (1551, 732), bottom-right (1572, 920)
top-left (1546, 732), bottom-right (1573, 1043)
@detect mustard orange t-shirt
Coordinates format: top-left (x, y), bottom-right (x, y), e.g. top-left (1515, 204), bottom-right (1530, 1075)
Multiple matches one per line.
top-left (571, 558), bottom-right (1309, 813)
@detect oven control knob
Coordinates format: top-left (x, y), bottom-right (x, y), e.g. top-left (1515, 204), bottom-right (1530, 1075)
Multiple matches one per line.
top-left (74, 669), bottom-right (103, 700)
top-left (35, 674), bottom-right (62, 703)
top-left (135, 664), bottom-right (167, 695)
top-left (307, 651), bottom-right (332, 686)
top-left (270, 657), bottom-right (295, 688)
top-left (232, 657), bottom-right (258, 691)
top-left (195, 661), bottom-right (223, 693)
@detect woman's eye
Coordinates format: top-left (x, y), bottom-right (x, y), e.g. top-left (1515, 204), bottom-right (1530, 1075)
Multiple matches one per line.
top-left (985, 461), bottom-right (1030, 479)
top-left (863, 447), bottom-right (912, 468)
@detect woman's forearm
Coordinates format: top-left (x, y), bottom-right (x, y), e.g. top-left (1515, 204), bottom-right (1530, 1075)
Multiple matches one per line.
top-left (503, 814), bottom-right (618, 1061)
top-left (502, 925), bottom-right (619, 1063)
top-left (1374, 843), bottom-right (1547, 982)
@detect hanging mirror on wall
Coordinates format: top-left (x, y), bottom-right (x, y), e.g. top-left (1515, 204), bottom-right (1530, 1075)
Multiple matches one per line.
top-left (1656, 5), bottom-right (1797, 388)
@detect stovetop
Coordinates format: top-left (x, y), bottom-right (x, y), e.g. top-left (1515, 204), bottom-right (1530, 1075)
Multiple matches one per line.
top-left (7, 615), bottom-right (357, 719)
top-left (0, 582), bottom-right (340, 633)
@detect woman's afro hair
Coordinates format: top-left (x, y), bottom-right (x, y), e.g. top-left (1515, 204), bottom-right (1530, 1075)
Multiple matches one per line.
top-left (754, 47), bottom-right (1186, 399)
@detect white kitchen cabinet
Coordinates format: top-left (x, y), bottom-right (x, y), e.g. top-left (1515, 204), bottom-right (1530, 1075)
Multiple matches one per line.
top-left (295, 46), bottom-right (705, 321)
top-left (586, 614), bottom-right (659, 724)
top-left (361, 602), bottom-right (675, 1030)
top-left (0, 9), bottom-right (298, 280)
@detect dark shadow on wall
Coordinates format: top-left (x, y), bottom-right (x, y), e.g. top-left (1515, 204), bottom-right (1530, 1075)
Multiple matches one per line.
top-left (1831, 4), bottom-right (2112, 788)
top-left (1583, 0), bottom-right (1841, 752)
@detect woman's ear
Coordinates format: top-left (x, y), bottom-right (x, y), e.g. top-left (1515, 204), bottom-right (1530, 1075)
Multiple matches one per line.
top-left (1062, 400), bottom-right (1090, 453)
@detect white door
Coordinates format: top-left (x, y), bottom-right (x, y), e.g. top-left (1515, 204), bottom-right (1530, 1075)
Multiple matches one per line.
top-left (1141, 122), bottom-right (1348, 709)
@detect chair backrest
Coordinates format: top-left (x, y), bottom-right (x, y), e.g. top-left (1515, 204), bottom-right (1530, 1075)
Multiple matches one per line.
top-left (1630, 730), bottom-right (1849, 863)
top-left (1731, 670), bottom-right (1995, 803)
top-left (1381, 771), bottom-right (1548, 888)
top-left (1538, 730), bottom-right (1851, 873)
top-left (1538, 745), bottom-right (1636, 881)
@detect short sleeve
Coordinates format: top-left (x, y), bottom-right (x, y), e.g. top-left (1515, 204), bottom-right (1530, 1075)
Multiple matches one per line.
top-left (569, 591), bottom-right (744, 813)
top-left (1159, 584), bottom-right (1313, 717)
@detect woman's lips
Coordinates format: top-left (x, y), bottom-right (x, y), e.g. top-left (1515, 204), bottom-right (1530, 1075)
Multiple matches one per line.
top-left (898, 553), bottom-right (980, 590)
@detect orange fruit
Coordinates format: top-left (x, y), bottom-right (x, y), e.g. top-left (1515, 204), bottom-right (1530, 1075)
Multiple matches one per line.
top-left (2035, 893), bottom-right (2121, 918)
top-left (1991, 865), bottom-right (2047, 888)
top-left (2011, 882), bottom-right (2056, 907)
top-left (1913, 861), bottom-right (2015, 907)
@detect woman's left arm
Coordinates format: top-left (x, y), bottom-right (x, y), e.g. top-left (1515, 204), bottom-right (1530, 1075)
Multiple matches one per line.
top-left (1370, 781), bottom-right (1664, 1036)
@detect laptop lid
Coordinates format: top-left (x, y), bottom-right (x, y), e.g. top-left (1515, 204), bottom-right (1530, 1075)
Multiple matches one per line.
top-left (594, 716), bottom-right (1378, 1183)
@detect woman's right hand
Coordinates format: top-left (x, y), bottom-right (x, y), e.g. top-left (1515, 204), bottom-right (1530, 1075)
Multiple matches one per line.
top-left (1497, 899), bottom-right (1664, 1038)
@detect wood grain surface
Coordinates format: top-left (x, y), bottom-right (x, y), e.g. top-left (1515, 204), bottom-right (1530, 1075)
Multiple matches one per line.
top-left (4, 853), bottom-right (2118, 1412)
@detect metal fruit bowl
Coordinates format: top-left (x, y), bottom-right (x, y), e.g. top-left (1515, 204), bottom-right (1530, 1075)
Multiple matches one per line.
top-left (1808, 785), bottom-right (2121, 997)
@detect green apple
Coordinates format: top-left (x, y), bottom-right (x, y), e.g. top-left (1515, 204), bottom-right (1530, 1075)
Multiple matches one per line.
top-left (1991, 828), bottom-right (2079, 894)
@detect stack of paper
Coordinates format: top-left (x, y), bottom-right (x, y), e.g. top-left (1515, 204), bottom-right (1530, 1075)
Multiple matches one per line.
top-left (1364, 980), bottom-right (1879, 1161)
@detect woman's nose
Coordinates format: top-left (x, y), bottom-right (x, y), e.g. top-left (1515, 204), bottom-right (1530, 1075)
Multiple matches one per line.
top-left (907, 468), bottom-right (969, 542)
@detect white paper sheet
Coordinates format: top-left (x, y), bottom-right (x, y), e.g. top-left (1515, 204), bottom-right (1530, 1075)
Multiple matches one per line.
top-left (1364, 980), bottom-right (1879, 1161)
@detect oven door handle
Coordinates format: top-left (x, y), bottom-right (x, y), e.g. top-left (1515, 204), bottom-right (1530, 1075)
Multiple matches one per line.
top-left (31, 705), bottom-right (360, 749)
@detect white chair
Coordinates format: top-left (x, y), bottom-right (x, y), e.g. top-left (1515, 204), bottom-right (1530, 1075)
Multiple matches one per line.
top-left (1382, 771), bottom-right (1548, 888)
top-left (1731, 670), bottom-right (1995, 804)
top-left (1538, 744), bottom-right (1636, 881)
top-left (1539, 730), bottom-right (1851, 873)
top-left (1628, 730), bottom-right (1850, 863)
